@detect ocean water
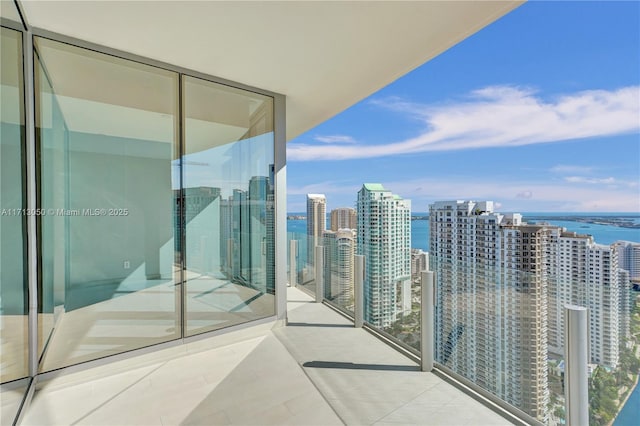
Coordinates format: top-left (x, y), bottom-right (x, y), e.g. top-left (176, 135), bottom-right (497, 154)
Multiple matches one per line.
top-left (614, 381), bottom-right (640, 426)
top-left (287, 212), bottom-right (640, 251)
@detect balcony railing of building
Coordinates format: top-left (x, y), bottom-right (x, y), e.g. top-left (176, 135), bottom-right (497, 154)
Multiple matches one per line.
top-left (287, 231), bottom-right (640, 426)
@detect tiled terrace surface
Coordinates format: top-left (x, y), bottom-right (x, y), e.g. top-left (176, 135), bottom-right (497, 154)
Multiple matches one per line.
top-left (20, 287), bottom-right (514, 425)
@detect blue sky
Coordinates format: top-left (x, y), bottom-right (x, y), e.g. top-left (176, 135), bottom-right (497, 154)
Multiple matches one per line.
top-left (286, 1), bottom-right (640, 213)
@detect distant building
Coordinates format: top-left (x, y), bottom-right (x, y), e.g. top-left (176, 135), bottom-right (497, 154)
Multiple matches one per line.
top-left (410, 249), bottom-right (428, 283)
top-left (306, 194), bottom-right (326, 272)
top-left (330, 207), bottom-right (357, 231)
top-left (429, 200), bottom-right (549, 422)
top-left (357, 184), bottom-right (411, 327)
top-left (614, 240), bottom-right (640, 281)
top-left (323, 228), bottom-right (356, 309)
top-left (618, 269), bottom-right (631, 341)
top-left (549, 233), bottom-right (621, 368)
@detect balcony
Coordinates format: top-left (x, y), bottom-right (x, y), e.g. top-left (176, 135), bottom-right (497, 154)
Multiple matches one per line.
top-left (19, 287), bottom-right (514, 426)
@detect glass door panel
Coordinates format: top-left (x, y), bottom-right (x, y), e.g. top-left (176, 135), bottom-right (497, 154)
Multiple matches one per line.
top-left (35, 37), bottom-right (180, 371)
top-left (182, 76), bottom-right (275, 336)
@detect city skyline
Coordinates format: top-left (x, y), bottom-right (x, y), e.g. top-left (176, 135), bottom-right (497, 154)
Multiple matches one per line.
top-left (286, 1), bottom-right (640, 213)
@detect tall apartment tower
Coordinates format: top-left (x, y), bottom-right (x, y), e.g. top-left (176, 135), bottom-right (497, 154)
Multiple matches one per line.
top-left (330, 207), bottom-right (357, 231)
top-left (322, 229), bottom-right (356, 309)
top-left (306, 194), bottom-right (326, 269)
top-left (618, 269), bottom-right (631, 340)
top-left (615, 240), bottom-right (640, 281)
top-left (549, 233), bottom-right (621, 367)
top-left (429, 201), bottom-right (549, 422)
top-left (357, 184), bottom-right (411, 328)
top-left (587, 244), bottom-right (619, 367)
top-left (411, 249), bottom-right (428, 283)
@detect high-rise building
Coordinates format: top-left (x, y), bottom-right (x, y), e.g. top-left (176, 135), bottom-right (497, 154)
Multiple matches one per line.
top-left (429, 201), bottom-right (550, 422)
top-left (586, 244), bottom-right (619, 367)
top-left (614, 240), bottom-right (640, 281)
top-left (330, 207), bottom-right (357, 231)
top-left (410, 249), bottom-right (428, 283)
top-left (549, 233), bottom-right (621, 367)
top-left (306, 194), bottom-right (326, 271)
top-left (357, 184), bottom-right (411, 328)
top-left (618, 269), bottom-right (632, 340)
top-left (322, 229), bottom-right (356, 309)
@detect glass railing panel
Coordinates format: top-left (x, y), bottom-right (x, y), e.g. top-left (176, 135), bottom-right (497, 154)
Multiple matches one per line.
top-left (431, 255), bottom-right (549, 423)
top-left (287, 231), bottom-right (315, 294)
top-left (322, 231), bottom-right (356, 315)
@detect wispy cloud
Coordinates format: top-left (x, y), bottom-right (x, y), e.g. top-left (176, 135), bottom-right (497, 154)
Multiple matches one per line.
top-left (563, 176), bottom-right (639, 187)
top-left (313, 135), bottom-right (356, 144)
top-left (564, 176), bottom-right (616, 184)
top-left (369, 177), bottom-right (640, 212)
top-left (550, 164), bottom-right (594, 174)
top-left (288, 85), bottom-right (640, 161)
top-left (516, 190), bottom-right (533, 199)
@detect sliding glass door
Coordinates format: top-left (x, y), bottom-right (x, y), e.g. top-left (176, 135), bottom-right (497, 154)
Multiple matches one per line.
top-left (26, 36), bottom-right (277, 372)
top-left (182, 76), bottom-right (275, 336)
top-left (35, 37), bottom-right (181, 371)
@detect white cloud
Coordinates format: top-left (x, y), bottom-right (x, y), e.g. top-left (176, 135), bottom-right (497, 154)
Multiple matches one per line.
top-left (288, 177), bottom-right (640, 213)
top-left (288, 85), bottom-right (640, 161)
top-left (382, 178), bottom-right (640, 212)
top-left (516, 190), bottom-right (533, 199)
top-left (550, 164), bottom-right (594, 174)
top-left (313, 134), bottom-right (356, 144)
top-left (564, 176), bottom-right (638, 188)
top-left (564, 176), bottom-right (616, 184)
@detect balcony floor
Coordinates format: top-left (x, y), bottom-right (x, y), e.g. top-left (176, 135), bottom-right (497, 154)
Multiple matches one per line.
top-left (21, 287), bottom-right (513, 425)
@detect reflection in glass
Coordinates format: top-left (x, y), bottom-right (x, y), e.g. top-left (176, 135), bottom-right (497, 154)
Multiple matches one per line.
top-left (183, 76), bottom-right (275, 336)
top-left (35, 37), bottom-right (180, 371)
top-left (323, 231), bottom-right (356, 314)
top-left (0, 381), bottom-right (28, 425)
top-left (0, 0), bottom-right (23, 24)
top-left (0, 27), bottom-right (28, 384)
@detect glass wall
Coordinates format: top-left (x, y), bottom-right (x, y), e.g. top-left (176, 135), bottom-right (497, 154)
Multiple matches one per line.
top-left (0, 15), bottom-right (281, 423)
top-left (182, 76), bottom-right (275, 336)
top-left (0, 25), bottom-right (28, 426)
top-left (0, 23), bottom-right (27, 378)
top-left (35, 37), bottom-right (181, 371)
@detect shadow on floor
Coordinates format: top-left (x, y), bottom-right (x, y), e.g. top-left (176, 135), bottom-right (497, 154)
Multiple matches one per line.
top-left (287, 322), bottom-right (353, 328)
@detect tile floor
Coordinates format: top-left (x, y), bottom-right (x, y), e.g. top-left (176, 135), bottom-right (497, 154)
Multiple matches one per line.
top-left (19, 287), bottom-right (514, 425)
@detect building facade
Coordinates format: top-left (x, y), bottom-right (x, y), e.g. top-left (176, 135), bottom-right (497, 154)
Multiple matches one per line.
top-left (306, 194), bottom-right (326, 272)
top-left (429, 201), bottom-right (549, 422)
top-left (322, 228), bottom-right (356, 310)
top-left (330, 207), bottom-right (357, 232)
top-left (549, 233), bottom-right (621, 367)
top-left (357, 184), bottom-right (411, 328)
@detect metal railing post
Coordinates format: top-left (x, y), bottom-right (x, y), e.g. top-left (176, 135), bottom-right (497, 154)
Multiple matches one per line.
top-left (315, 245), bottom-right (324, 302)
top-left (421, 270), bottom-right (434, 372)
top-left (564, 305), bottom-right (588, 426)
top-left (354, 255), bottom-right (365, 328)
top-left (289, 239), bottom-right (298, 287)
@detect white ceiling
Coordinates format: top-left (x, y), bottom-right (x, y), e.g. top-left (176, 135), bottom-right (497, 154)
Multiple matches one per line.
top-left (19, 0), bottom-right (524, 141)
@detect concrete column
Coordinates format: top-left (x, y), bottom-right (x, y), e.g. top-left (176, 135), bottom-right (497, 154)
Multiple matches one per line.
top-left (315, 245), bottom-right (324, 303)
top-left (289, 239), bottom-right (298, 287)
top-left (354, 255), bottom-right (365, 328)
top-left (273, 93), bottom-right (287, 322)
top-left (564, 305), bottom-right (588, 426)
top-left (421, 271), bottom-right (434, 372)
